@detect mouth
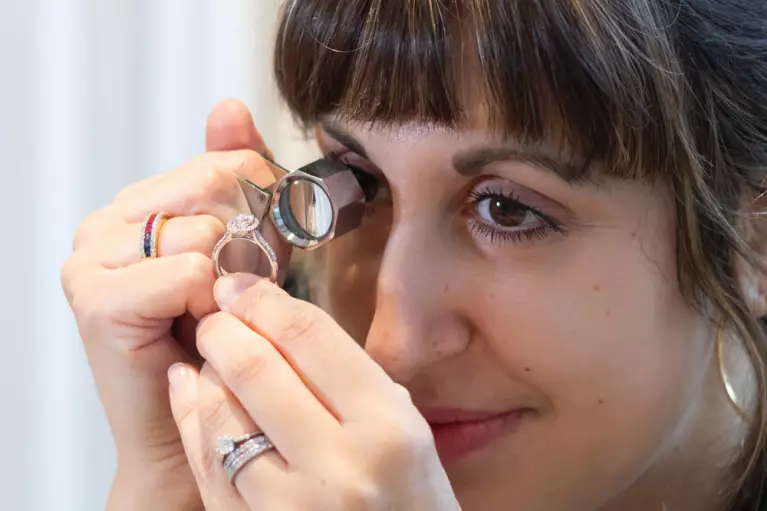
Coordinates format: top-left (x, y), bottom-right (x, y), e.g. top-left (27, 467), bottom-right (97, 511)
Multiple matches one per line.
top-left (418, 407), bottom-right (530, 464)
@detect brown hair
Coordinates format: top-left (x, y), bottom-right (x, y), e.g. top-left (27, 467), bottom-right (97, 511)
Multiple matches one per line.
top-left (273, 0), bottom-right (767, 507)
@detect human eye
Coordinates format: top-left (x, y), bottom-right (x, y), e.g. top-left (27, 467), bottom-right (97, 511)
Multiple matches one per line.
top-left (325, 153), bottom-right (390, 205)
top-left (464, 179), bottom-right (567, 245)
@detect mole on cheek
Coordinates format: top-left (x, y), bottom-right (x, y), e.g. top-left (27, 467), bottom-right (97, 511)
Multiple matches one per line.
top-left (598, 399), bottom-right (604, 405)
top-left (593, 284), bottom-right (601, 292)
top-left (524, 367), bottom-right (531, 372)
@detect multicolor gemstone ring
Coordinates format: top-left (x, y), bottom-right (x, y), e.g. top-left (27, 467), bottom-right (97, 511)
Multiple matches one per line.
top-left (139, 211), bottom-right (171, 259)
top-left (212, 213), bottom-right (280, 282)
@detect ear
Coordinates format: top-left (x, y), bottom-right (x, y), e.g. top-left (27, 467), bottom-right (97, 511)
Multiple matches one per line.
top-left (735, 193), bottom-right (767, 318)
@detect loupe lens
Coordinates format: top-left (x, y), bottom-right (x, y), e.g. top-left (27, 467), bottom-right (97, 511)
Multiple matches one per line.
top-left (275, 177), bottom-right (334, 245)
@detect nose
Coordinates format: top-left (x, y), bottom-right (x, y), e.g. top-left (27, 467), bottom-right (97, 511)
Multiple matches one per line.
top-left (364, 219), bottom-right (472, 383)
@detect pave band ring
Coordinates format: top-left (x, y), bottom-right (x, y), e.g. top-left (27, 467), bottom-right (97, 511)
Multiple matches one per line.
top-left (212, 213), bottom-right (279, 282)
top-left (221, 434), bottom-right (275, 484)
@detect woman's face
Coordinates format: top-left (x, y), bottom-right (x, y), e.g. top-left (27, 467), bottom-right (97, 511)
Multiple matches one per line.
top-left (312, 117), bottom-right (734, 510)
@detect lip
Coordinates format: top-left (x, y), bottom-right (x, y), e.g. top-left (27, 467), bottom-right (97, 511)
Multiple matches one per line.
top-left (418, 407), bottom-right (528, 464)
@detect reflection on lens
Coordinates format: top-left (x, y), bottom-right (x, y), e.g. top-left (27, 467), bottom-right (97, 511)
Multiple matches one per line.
top-left (279, 179), bottom-right (333, 241)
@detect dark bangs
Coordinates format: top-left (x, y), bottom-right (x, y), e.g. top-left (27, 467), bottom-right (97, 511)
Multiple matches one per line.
top-left (274, 0), bottom-right (689, 181)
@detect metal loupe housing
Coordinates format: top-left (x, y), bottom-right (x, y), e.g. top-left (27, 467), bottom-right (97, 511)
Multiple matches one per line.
top-left (238, 158), bottom-right (366, 250)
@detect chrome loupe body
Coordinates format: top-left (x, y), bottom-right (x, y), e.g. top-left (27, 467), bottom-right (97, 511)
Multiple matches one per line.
top-left (239, 158), bottom-right (366, 250)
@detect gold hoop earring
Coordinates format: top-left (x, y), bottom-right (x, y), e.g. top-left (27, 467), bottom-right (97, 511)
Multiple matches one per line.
top-left (716, 327), bottom-right (749, 421)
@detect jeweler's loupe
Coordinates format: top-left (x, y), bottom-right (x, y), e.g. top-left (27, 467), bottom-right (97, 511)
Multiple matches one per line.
top-left (238, 157), bottom-right (366, 250)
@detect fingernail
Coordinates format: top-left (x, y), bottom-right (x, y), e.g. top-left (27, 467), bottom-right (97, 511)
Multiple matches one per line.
top-left (168, 363), bottom-right (192, 394)
top-left (214, 273), bottom-right (262, 312)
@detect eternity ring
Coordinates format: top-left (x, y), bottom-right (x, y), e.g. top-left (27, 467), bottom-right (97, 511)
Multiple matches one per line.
top-left (140, 211), bottom-right (171, 259)
top-left (212, 213), bottom-right (279, 282)
top-left (222, 434), bottom-right (275, 484)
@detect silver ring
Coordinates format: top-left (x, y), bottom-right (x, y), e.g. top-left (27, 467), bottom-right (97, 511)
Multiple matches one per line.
top-left (215, 432), bottom-right (262, 459)
top-left (212, 213), bottom-right (279, 282)
top-left (222, 434), bottom-right (275, 484)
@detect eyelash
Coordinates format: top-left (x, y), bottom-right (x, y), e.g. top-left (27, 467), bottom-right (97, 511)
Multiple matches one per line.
top-left (465, 188), bottom-right (566, 246)
top-left (325, 153), bottom-right (566, 246)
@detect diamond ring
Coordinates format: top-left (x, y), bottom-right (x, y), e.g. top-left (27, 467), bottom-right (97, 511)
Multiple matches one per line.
top-left (222, 434), bottom-right (275, 484)
top-left (215, 432), bottom-right (262, 459)
top-left (212, 213), bottom-right (279, 282)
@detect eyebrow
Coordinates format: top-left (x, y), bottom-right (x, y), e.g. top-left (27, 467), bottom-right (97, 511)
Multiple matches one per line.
top-left (320, 122), bottom-right (369, 159)
top-left (319, 121), bottom-right (584, 183)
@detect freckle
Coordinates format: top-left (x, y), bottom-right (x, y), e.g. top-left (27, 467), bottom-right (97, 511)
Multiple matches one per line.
top-left (443, 283), bottom-right (449, 293)
top-left (593, 284), bottom-right (601, 292)
top-left (631, 232), bottom-right (637, 238)
top-left (524, 367), bottom-right (531, 372)
top-left (606, 308), bottom-right (611, 317)
top-left (598, 399), bottom-right (604, 405)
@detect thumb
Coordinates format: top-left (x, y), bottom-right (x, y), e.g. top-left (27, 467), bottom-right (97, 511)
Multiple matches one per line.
top-left (205, 99), bottom-right (293, 281)
top-left (213, 273), bottom-right (266, 313)
top-left (205, 98), bottom-right (274, 159)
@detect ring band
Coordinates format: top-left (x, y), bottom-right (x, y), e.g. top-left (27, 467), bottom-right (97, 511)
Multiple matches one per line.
top-left (222, 434), bottom-right (275, 484)
top-left (212, 213), bottom-right (279, 282)
top-left (216, 432), bottom-right (262, 459)
top-left (140, 212), bottom-right (171, 259)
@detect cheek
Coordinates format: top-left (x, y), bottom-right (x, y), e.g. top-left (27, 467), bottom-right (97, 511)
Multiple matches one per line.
top-left (320, 217), bottom-right (390, 342)
top-left (470, 224), bottom-right (710, 495)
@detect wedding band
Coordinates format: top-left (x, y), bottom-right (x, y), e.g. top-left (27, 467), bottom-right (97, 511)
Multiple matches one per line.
top-left (212, 213), bottom-right (279, 282)
top-left (140, 212), bottom-right (170, 259)
top-left (222, 434), bottom-right (275, 484)
top-left (216, 432), bottom-right (262, 459)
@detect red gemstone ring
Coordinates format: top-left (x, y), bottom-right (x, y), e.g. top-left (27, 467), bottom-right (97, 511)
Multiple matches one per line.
top-left (140, 212), bottom-right (171, 259)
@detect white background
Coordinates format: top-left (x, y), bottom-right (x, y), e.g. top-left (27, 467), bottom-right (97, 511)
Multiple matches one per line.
top-left (0, 1), bottom-right (318, 509)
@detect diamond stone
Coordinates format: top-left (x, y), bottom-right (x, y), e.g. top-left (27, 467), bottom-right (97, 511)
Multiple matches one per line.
top-left (216, 436), bottom-right (235, 457)
top-left (228, 214), bottom-right (259, 235)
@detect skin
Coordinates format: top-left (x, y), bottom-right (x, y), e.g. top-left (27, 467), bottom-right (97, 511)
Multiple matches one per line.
top-left (312, 118), bottom-right (752, 510)
top-left (63, 99), bottom-right (757, 511)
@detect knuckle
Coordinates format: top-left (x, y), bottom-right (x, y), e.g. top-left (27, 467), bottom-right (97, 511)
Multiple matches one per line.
top-left (194, 164), bottom-right (241, 207)
top-left (187, 216), bottom-right (226, 252)
top-left (368, 416), bottom-right (433, 467)
top-left (112, 181), bottom-right (142, 204)
top-left (278, 306), bottom-right (323, 346)
top-left (193, 448), bottom-right (217, 483)
top-left (68, 278), bottom-right (112, 340)
top-left (195, 312), bottom-right (227, 353)
top-left (338, 478), bottom-right (381, 509)
top-left (198, 393), bottom-right (229, 433)
top-left (60, 254), bottom-right (80, 300)
top-left (72, 207), bottom-right (110, 249)
top-left (178, 252), bottom-right (214, 283)
top-left (226, 346), bottom-right (270, 386)
top-left (231, 150), bottom-right (265, 175)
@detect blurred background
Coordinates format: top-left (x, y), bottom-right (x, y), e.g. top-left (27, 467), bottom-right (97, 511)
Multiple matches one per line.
top-left (0, 1), bottom-right (318, 509)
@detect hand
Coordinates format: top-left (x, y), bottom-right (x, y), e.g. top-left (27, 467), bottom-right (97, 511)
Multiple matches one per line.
top-left (61, 100), bottom-right (291, 510)
top-left (167, 273), bottom-right (461, 510)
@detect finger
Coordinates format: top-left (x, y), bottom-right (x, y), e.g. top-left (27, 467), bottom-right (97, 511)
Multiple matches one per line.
top-left (213, 274), bottom-right (397, 422)
top-left (82, 215), bottom-right (226, 269)
top-left (114, 150), bottom-right (269, 223)
top-left (196, 362), bottom-right (287, 477)
top-left (196, 311), bottom-right (341, 465)
top-left (67, 252), bottom-right (217, 349)
top-left (168, 363), bottom-right (250, 511)
top-left (109, 150), bottom-right (293, 277)
top-left (206, 99), bottom-right (273, 160)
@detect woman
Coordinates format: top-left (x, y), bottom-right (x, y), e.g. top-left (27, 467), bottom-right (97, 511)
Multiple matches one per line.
top-left (62, 0), bottom-right (767, 509)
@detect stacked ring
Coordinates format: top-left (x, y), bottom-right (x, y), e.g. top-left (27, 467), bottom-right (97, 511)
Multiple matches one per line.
top-left (221, 434), bottom-right (275, 484)
top-left (140, 212), bottom-right (171, 259)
